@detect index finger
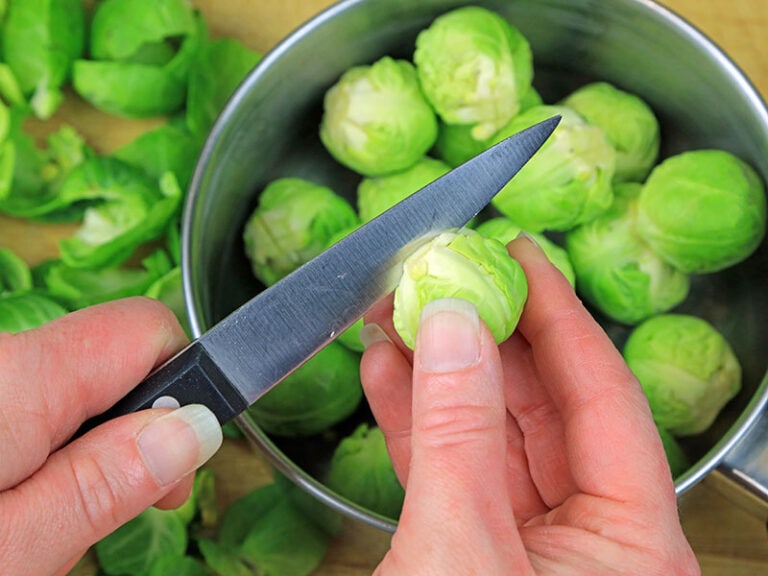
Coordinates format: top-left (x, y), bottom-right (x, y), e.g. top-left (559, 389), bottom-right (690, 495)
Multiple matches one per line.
top-left (0, 297), bottom-right (188, 490)
top-left (507, 236), bottom-right (675, 506)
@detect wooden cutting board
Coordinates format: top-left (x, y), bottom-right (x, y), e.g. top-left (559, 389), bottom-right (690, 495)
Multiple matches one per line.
top-left (0, 0), bottom-right (766, 573)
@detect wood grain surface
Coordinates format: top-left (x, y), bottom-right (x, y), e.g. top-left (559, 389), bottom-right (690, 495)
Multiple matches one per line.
top-left (0, 0), bottom-right (766, 574)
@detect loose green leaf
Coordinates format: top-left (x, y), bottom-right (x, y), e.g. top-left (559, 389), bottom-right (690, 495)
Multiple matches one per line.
top-left (42, 250), bottom-right (173, 310)
top-left (95, 507), bottom-right (188, 576)
top-left (57, 161), bottom-right (182, 269)
top-left (1, 0), bottom-right (86, 118)
top-left (89, 0), bottom-right (196, 62)
top-left (73, 10), bottom-right (204, 118)
top-left (113, 119), bottom-right (202, 190)
top-left (0, 291), bottom-right (67, 332)
top-left (186, 37), bottom-right (262, 138)
top-left (0, 247), bottom-right (32, 293)
top-left (147, 555), bottom-right (209, 576)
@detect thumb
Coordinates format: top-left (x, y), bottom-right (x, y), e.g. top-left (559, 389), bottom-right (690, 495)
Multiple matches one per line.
top-left (395, 298), bottom-right (525, 566)
top-left (0, 405), bottom-right (222, 575)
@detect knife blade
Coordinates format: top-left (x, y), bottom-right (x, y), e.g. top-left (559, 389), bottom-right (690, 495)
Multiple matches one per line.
top-left (82, 115), bottom-right (559, 430)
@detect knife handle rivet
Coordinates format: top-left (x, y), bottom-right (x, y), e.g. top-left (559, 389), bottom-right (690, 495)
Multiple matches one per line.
top-left (152, 395), bottom-right (181, 410)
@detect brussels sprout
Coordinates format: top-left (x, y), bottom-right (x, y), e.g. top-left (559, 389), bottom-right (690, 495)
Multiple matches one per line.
top-left (1, 0), bottom-right (86, 118)
top-left (434, 86), bottom-right (543, 168)
top-left (657, 426), bottom-right (690, 479)
top-left (327, 424), bottom-right (405, 519)
top-left (357, 156), bottom-right (451, 223)
top-left (319, 56), bottom-right (438, 177)
top-left (623, 314), bottom-right (741, 436)
top-left (561, 82), bottom-right (660, 182)
top-left (474, 217), bottom-right (576, 287)
top-left (414, 6), bottom-right (533, 140)
top-left (565, 182), bottom-right (689, 324)
top-left (490, 105), bottom-right (616, 232)
top-left (248, 341), bottom-right (363, 437)
top-left (243, 177), bottom-right (358, 287)
top-left (393, 228), bottom-right (527, 349)
top-left (636, 149), bottom-right (766, 273)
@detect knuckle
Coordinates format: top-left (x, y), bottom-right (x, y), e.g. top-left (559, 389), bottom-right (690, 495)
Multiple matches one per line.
top-left (415, 402), bottom-right (501, 449)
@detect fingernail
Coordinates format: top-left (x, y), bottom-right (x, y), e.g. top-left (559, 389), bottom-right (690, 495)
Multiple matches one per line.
top-left (359, 323), bottom-right (392, 349)
top-left (515, 230), bottom-right (542, 250)
top-left (137, 404), bottom-right (223, 487)
top-left (418, 298), bottom-right (480, 373)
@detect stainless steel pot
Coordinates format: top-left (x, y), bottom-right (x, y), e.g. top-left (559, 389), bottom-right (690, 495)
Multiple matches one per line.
top-left (182, 0), bottom-right (768, 532)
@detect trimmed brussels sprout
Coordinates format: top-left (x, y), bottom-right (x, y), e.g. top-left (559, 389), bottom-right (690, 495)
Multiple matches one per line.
top-left (474, 217), bottom-right (576, 287)
top-left (248, 341), bottom-right (363, 437)
top-left (434, 86), bottom-right (543, 168)
top-left (393, 228), bottom-right (527, 349)
top-left (243, 178), bottom-right (359, 286)
top-left (490, 105), bottom-right (616, 232)
top-left (414, 6), bottom-right (533, 140)
top-left (561, 82), bottom-right (660, 182)
top-left (357, 156), bottom-right (451, 223)
top-left (623, 314), bottom-right (741, 436)
top-left (327, 424), bottom-right (404, 519)
top-left (636, 149), bottom-right (766, 273)
top-left (565, 182), bottom-right (689, 324)
top-left (319, 56), bottom-right (438, 177)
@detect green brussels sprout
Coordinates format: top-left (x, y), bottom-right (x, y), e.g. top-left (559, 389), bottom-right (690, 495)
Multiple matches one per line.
top-left (490, 105), bottom-right (616, 232)
top-left (357, 156), bottom-right (451, 223)
top-left (623, 314), bottom-right (741, 436)
top-left (248, 341), bottom-right (363, 437)
top-left (414, 6), bottom-right (533, 140)
top-left (565, 182), bottom-right (689, 324)
top-left (561, 82), bottom-right (660, 182)
top-left (636, 149), bottom-right (766, 273)
top-left (474, 217), bottom-right (576, 287)
top-left (243, 177), bottom-right (359, 286)
top-left (434, 86), bottom-right (543, 168)
top-left (657, 426), bottom-right (690, 479)
top-left (327, 424), bottom-right (404, 519)
top-left (319, 56), bottom-right (438, 177)
top-left (393, 228), bottom-right (527, 349)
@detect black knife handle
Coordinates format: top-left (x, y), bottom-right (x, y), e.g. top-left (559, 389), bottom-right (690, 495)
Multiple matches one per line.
top-left (76, 342), bottom-right (249, 438)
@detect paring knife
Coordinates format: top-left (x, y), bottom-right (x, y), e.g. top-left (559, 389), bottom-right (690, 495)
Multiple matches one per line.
top-left (81, 115), bottom-right (560, 431)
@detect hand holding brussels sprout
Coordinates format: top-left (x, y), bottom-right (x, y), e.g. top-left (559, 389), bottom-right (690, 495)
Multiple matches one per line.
top-left (359, 236), bottom-right (698, 573)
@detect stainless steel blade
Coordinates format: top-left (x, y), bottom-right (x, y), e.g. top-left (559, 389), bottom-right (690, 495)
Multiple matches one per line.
top-left (201, 115), bottom-right (559, 404)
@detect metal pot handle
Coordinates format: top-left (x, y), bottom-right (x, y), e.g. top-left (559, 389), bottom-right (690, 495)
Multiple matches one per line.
top-left (710, 402), bottom-right (768, 517)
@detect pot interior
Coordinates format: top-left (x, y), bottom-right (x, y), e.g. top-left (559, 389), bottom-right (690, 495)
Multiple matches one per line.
top-left (183, 0), bottom-right (768, 527)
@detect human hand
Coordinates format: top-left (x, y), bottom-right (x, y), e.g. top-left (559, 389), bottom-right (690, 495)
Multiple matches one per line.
top-left (0, 297), bottom-right (222, 576)
top-left (360, 235), bottom-right (700, 575)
